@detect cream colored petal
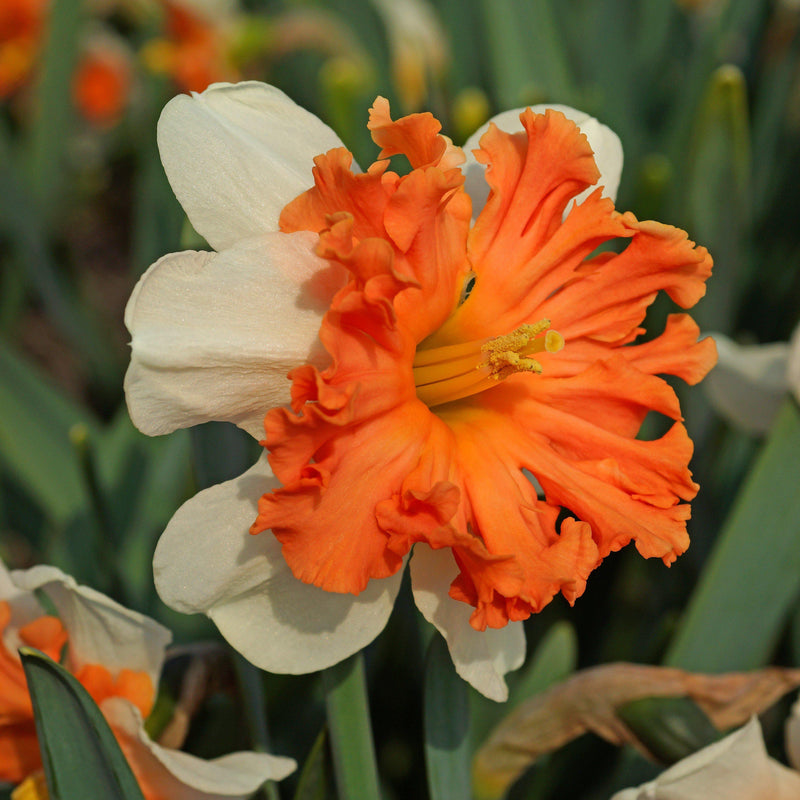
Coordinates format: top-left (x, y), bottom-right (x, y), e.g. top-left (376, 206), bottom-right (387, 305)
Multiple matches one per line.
top-left (11, 566), bottom-right (171, 689)
top-left (787, 322), bottom-right (800, 404)
top-left (610, 717), bottom-right (800, 800)
top-left (102, 698), bottom-right (295, 799)
top-left (461, 103), bottom-right (623, 216)
top-left (0, 558), bottom-right (22, 602)
top-left (703, 333), bottom-right (790, 434)
top-left (153, 455), bottom-right (403, 674)
top-left (158, 81), bottom-right (347, 251)
top-left (125, 231), bottom-right (342, 439)
top-left (0, 559), bottom-right (47, 654)
top-left (786, 695), bottom-right (800, 771)
top-left (409, 545), bottom-right (525, 702)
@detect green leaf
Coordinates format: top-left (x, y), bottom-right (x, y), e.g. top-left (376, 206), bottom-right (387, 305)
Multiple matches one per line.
top-left (479, 0), bottom-right (574, 108)
top-left (20, 648), bottom-right (145, 800)
top-left (0, 121), bottom-right (119, 388)
top-left (321, 652), bottom-right (381, 800)
top-left (684, 64), bottom-right (751, 333)
top-left (665, 398), bottom-right (800, 671)
top-left (617, 696), bottom-right (721, 765)
top-left (424, 634), bottom-right (471, 800)
top-left (470, 621), bottom-right (578, 752)
top-left (470, 622), bottom-right (578, 800)
top-left (0, 341), bottom-right (93, 522)
top-left (27, 0), bottom-right (84, 215)
top-left (506, 621), bottom-right (578, 706)
top-left (293, 728), bottom-right (335, 800)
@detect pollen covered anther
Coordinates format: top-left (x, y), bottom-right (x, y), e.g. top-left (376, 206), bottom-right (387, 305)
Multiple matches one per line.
top-left (483, 321), bottom-right (565, 380)
top-left (413, 319), bottom-right (563, 407)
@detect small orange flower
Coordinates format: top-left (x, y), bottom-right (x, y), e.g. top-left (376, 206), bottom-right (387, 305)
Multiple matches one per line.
top-left (250, 98), bottom-right (715, 632)
top-left (0, 0), bottom-right (47, 99)
top-left (72, 34), bottom-right (133, 128)
top-left (142, 0), bottom-right (237, 94)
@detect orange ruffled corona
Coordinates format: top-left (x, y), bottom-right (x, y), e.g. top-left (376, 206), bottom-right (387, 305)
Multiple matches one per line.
top-left (250, 99), bottom-right (716, 632)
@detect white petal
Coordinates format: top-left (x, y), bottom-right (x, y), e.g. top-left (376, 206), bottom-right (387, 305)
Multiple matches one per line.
top-left (158, 81), bottom-right (347, 251)
top-left (786, 695), bottom-right (800, 771)
top-left (102, 697), bottom-right (295, 799)
top-left (461, 104), bottom-right (623, 217)
top-left (153, 454), bottom-right (403, 674)
top-left (610, 717), bottom-right (800, 800)
top-left (0, 558), bottom-right (26, 604)
top-left (125, 231), bottom-right (341, 438)
top-left (0, 558), bottom-right (47, 654)
top-left (11, 565), bottom-right (171, 689)
top-left (703, 333), bottom-right (790, 434)
top-left (787, 322), bottom-right (800, 404)
top-left (409, 545), bottom-right (524, 702)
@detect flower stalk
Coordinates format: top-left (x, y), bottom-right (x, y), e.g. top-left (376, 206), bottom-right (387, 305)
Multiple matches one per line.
top-left (322, 653), bottom-right (382, 800)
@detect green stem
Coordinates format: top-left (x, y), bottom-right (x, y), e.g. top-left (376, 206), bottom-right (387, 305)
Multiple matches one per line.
top-left (234, 655), bottom-right (281, 800)
top-left (322, 653), bottom-right (382, 800)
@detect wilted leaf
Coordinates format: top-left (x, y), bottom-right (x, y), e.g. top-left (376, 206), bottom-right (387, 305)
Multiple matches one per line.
top-left (473, 662), bottom-right (800, 799)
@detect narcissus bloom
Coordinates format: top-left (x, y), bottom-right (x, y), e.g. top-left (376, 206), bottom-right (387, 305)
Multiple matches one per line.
top-left (0, 560), bottom-right (295, 798)
top-left (125, 82), bottom-right (715, 700)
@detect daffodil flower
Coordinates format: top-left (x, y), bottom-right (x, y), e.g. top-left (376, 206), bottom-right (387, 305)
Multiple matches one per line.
top-left (125, 82), bottom-right (715, 701)
top-left (612, 709), bottom-right (800, 800)
top-left (0, 559), bottom-right (295, 798)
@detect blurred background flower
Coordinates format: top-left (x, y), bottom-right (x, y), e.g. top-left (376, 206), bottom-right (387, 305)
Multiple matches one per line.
top-left (0, 559), bottom-right (295, 798)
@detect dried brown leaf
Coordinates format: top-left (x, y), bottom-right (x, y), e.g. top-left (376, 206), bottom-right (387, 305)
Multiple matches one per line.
top-left (473, 662), bottom-right (800, 799)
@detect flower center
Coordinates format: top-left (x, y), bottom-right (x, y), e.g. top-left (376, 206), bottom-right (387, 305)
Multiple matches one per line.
top-left (412, 320), bottom-right (564, 407)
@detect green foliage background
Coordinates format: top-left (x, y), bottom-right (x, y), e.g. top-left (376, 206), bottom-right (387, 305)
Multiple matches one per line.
top-left (1, 0), bottom-right (799, 798)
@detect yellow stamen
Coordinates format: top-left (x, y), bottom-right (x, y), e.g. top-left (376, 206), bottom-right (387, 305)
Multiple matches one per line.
top-left (413, 320), bottom-right (564, 407)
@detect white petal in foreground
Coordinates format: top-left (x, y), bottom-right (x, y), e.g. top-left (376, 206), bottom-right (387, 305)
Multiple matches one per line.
top-left (103, 698), bottom-right (295, 800)
top-left (787, 695), bottom-right (800, 771)
top-left (12, 565), bottom-right (171, 689)
top-left (703, 333), bottom-right (790, 434)
top-left (0, 558), bottom-right (49, 655)
top-left (787, 322), bottom-right (800, 404)
top-left (153, 455), bottom-right (403, 674)
top-left (125, 231), bottom-right (342, 439)
top-left (611, 717), bottom-right (800, 800)
top-left (158, 81), bottom-right (346, 251)
top-left (409, 545), bottom-right (525, 702)
top-left (461, 103), bottom-right (623, 216)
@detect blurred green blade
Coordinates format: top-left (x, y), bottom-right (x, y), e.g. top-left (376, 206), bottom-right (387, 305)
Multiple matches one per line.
top-left (479, 0), bottom-right (574, 107)
top-left (293, 728), bottom-right (334, 800)
top-left (321, 653), bottom-right (381, 800)
top-left (506, 621), bottom-right (577, 706)
top-left (0, 124), bottom-right (119, 385)
top-left (0, 342), bottom-right (92, 521)
top-left (21, 648), bottom-right (145, 800)
top-left (684, 64), bottom-right (751, 333)
top-left (27, 0), bottom-right (84, 214)
top-left (666, 398), bottom-right (800, 671)
top-left (470, 620), bottom-right (578, 754)
top-left (424, 635), bottom-right (471, 800)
